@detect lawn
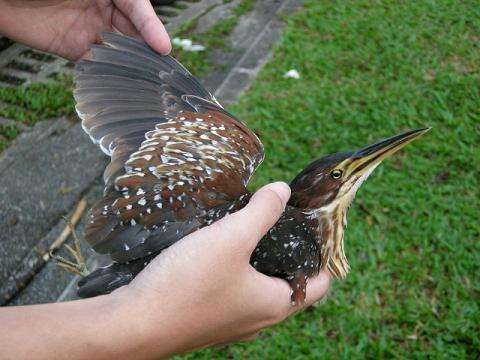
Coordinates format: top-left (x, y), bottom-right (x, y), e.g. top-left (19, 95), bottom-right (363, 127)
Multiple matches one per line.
top-left (180, 0), bottom-right (479, 358)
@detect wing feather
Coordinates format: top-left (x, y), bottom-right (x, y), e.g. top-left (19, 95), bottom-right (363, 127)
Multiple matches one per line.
top-left (76, 33), bottom-right (263, 262)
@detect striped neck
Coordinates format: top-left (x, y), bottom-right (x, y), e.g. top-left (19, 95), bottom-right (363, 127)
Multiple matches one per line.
top-left (306, 201), bottom-right (350, 278)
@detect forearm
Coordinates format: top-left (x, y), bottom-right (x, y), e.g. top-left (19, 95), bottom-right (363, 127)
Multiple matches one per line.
top-left (0, 292), bottom-right (141, 360)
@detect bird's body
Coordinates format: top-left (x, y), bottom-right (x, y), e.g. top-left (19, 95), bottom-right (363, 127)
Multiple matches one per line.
top-left (73, 33), bottom-right (428, 302)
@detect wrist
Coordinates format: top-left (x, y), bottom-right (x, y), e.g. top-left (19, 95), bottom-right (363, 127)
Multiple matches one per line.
top-left (74, 292), bottom-right (136, 359)
top-left (110, 282), bottom-right (211, 359)
top-left (103, 286), bottom-right (177, 359)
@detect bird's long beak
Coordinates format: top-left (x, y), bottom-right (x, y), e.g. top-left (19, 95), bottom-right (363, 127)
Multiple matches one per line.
top-left (349, 127), bottom-right (430, 176)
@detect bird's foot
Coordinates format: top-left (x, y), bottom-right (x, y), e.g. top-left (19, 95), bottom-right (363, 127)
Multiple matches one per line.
top-left (50, 219), bottom-right (89, 277)
top-left (50, 249), bottom-right (89, 277)
top-left (287, 271), bottom-right (307, 306)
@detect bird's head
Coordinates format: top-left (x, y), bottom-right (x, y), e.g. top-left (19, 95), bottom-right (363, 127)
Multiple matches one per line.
top-left (289, 128), bottom-right (430, 277)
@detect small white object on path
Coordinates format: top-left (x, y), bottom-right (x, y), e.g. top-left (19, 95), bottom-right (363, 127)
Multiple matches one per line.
top-left (172, 37), bottom-right (206, 52)
top-left (283, 69), bottom-right (300, 79)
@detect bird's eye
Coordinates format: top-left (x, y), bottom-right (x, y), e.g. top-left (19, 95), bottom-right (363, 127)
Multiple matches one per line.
top-left (330, 169), bottom-right (343, 179)
top-left (206, 191), bottom-right (217, 200)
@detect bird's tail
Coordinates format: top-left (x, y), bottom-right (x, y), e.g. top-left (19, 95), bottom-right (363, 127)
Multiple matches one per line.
top-left (77, 257), bottom-right (151, 298)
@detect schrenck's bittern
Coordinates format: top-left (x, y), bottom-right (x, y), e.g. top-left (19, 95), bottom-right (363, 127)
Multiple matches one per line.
top-left (57, 33), bottom-right (429, 303)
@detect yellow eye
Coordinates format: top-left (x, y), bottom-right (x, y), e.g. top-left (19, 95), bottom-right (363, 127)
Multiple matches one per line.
top-left (330, 169), bottom-right (343, 179)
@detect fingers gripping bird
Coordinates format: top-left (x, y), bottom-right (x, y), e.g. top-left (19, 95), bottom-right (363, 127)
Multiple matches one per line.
top-left (65, 33), bottom-right (429, 303)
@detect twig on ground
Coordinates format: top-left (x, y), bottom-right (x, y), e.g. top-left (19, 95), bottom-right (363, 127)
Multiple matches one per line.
top-left (45, 197), bottom-right (87, 259)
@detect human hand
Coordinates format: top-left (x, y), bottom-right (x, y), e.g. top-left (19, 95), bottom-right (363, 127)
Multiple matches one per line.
top-left (111, 182), bottom-right (331, 358)
top-left (0, 0), bottom-right (171, 60)
top-left (0, 183), bottom-right (330, 360)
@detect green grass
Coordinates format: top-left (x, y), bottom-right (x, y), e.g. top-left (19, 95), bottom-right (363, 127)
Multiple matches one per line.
top-left (180, 0), bottom-right (480, 358)
top-left (0, 124), bottom-right (20, 152)
top-left (0, 75), bottom-right (74, 150)
top-left (0, 75), bottom-right (74, 125)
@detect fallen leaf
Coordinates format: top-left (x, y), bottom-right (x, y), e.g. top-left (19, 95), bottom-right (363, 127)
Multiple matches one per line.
top-left (435, 170), bottom-right (450, 183)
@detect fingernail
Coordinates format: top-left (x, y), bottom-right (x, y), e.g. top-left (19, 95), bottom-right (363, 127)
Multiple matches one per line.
top-left (266, 181), bottom-right (291, 206)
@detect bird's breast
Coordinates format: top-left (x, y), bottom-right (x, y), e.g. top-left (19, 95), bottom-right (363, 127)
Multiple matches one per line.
top-left (251, 207), bottom-right (321, 279)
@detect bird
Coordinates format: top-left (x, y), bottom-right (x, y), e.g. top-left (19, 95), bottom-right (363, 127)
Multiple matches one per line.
top-left (64, 32), bottom-right (429, 304)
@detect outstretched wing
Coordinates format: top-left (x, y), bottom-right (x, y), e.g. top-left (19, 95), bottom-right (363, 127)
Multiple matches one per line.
top-left (75, 33), bottom-right (264, 262)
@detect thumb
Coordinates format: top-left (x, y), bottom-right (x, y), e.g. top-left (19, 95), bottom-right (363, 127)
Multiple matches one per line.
top-left (191, 182), bottom-right (290, 257)
top-left (230, 182), bottom-right (291, 253)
